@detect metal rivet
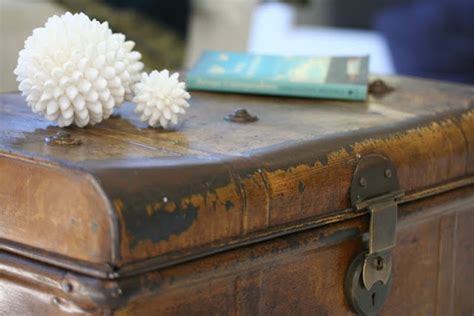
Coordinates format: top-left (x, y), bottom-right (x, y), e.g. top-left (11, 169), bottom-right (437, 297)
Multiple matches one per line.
top-left (224, 109), bottom-right (258, 123)
top-left (359, 177), bottom-right (367, 187)
top-left (368, 79), bottom-right (394, 96)
top-left (257, 168), bottom-right (263, 173)
top-left (111, 287), bottom-right (123, 297)
top-left (356, 154), bottom-right (362, 159)
top-left (45, 131), bottom-right (82, 146)
top-left (385, 169), bottom-right (392, 178)
top-left (108, 272), bottom-right (120, 279)
top-left (163, 196), bottom-right (168, 203)
top-left (62, 282), bottom-right (73, 293)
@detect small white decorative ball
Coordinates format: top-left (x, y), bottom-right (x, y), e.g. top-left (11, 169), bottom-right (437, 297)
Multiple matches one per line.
top-left (133, 70), bottom-right (190, 129)
top-left (14, 12), bottom-right (144, 127)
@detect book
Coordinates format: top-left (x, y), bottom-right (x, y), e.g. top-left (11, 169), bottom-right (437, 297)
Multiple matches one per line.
top-left (186, 51), bottom-right (369, 101)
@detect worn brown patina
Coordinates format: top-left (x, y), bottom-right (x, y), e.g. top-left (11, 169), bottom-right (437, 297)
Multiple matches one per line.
top-left (0, 75), bottom-right (473, 314)
top-left (1, 187), bottom-right (473, 314)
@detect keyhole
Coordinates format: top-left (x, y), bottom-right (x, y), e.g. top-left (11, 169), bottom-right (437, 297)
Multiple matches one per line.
top-left (371, 292), bottom-right (376, 306)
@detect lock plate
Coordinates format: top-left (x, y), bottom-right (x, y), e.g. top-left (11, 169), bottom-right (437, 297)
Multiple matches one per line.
top-left (345, 252), bottom-right (393, 316)
top-left (345, 154), bottom-right (402, 315)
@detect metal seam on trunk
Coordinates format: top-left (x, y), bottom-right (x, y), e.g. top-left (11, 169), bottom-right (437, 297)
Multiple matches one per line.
top-left (1, 176), bottom-right (471, 279)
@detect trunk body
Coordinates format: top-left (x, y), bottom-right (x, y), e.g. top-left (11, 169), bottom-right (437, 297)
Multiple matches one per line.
top-left (0, 76), bottom-right (473, 315)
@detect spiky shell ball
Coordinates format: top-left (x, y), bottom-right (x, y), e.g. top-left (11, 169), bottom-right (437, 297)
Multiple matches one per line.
top-left (14, 12), bottom-right (144, 127)
top-left (133, 70), bottom-right (190, 128)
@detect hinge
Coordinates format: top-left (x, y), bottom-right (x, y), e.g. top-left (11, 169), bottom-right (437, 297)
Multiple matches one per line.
top-left (345, 154), bottom-right (404, 315)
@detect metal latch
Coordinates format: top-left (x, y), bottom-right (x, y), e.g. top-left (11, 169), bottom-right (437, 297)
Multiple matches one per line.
top-left (345, 154), bottom-right (403, 316)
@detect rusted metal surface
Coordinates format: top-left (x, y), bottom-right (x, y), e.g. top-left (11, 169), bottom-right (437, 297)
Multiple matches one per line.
top-left (1, 186), bottom-right (473, 315)
top-left (0, 155), bottom-right (115, 266)
top-left (83, 112), bottom-right (473, 269)
top-left (0, 75), bottom-right (473, 279)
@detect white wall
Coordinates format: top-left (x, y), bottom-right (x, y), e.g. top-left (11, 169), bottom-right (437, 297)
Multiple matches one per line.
top-left (0, 0), bottom-right (65, 93)
top-left (248, 2), bottom-right (394, 74)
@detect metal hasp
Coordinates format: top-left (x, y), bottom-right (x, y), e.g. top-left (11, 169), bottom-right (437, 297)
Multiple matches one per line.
top-left (345, 154), bottom-right (403, 315)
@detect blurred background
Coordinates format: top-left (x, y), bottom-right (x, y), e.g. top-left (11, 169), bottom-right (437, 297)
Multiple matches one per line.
top-left (1, 0), bottom-right (473, 93)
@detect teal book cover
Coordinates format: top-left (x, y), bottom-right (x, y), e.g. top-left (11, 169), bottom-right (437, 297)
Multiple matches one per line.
top-left (186, 51), bottom-right (369, 101)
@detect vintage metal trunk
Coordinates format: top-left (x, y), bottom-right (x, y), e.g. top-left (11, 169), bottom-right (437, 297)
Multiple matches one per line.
top-left (0, 76), bottom-right (473, 315)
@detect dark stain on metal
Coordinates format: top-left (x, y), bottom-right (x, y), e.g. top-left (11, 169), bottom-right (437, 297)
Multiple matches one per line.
top-left (225, 109), bottom-right (258, 123)
top-left (122, 201), bottom-right (199, 247)
top-left (368, 79), bottom-right (394, 96)
top-left (88, 158), bottom-right (237, 250)
top-left (45, 131), bottom-right (82, 146)
top-left (298, 181), bottom-right (305, 193)
top-left (225, 200), bottom-right (234, 211)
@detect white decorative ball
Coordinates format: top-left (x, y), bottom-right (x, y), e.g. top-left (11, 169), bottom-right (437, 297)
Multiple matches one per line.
top-left (133, 70), bottom-right (190, 129)
top-left (14, 12), bottom-right (144, 127)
